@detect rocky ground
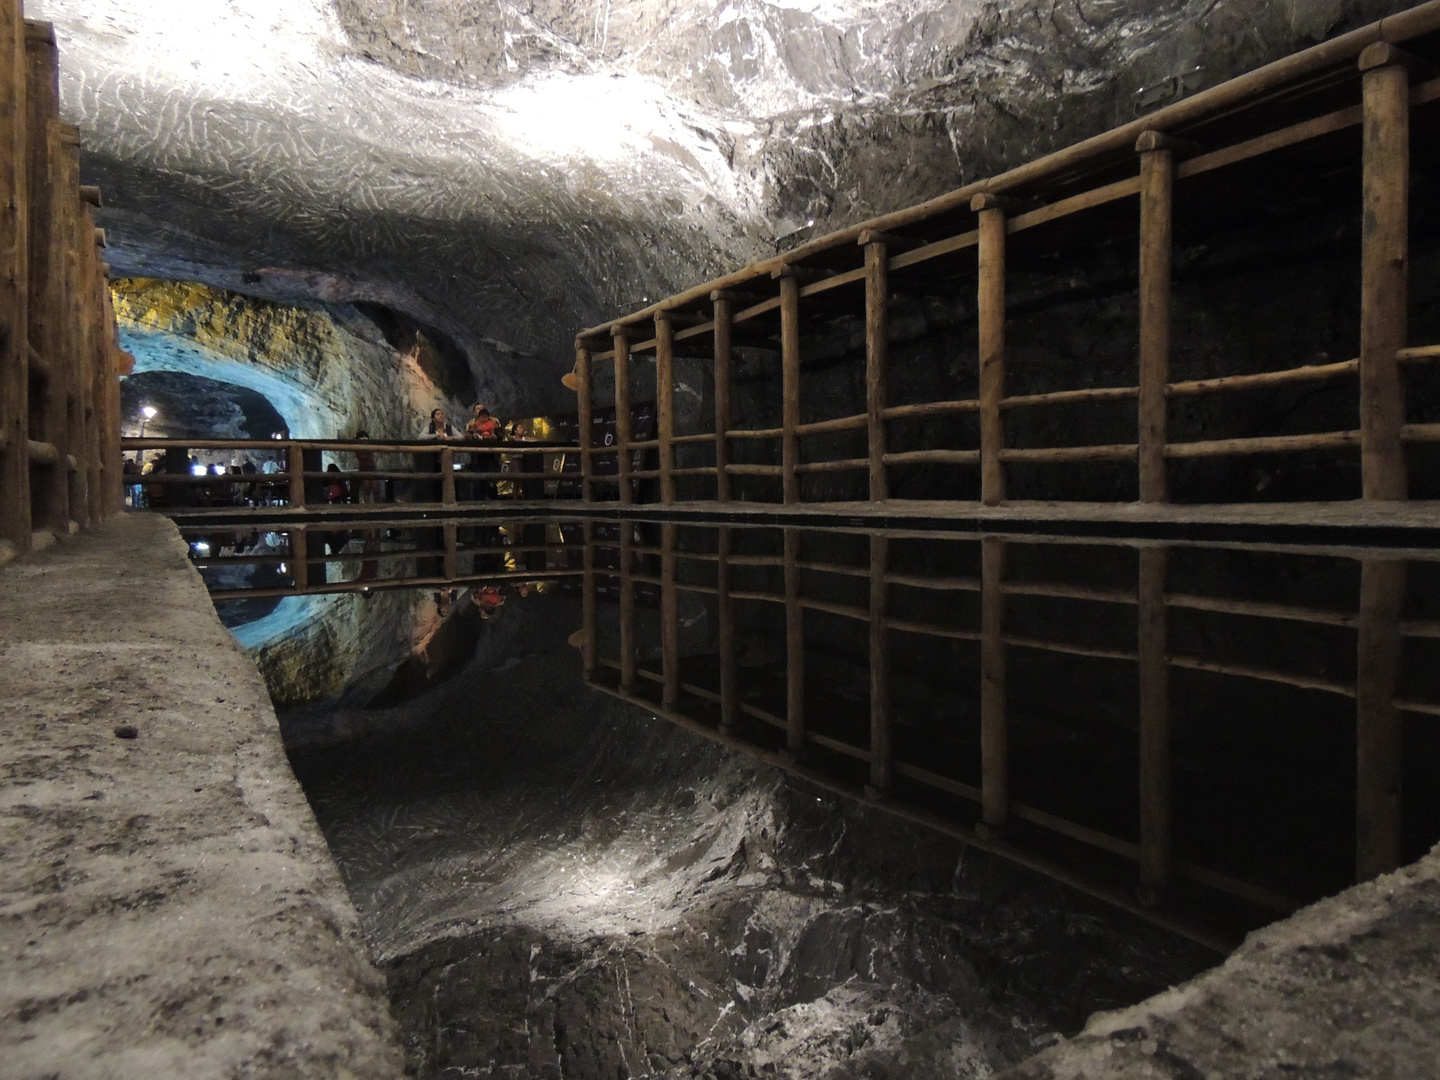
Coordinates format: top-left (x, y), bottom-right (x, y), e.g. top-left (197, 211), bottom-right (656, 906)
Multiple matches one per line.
top-left (285, 592), bottom-right (1216, 1080)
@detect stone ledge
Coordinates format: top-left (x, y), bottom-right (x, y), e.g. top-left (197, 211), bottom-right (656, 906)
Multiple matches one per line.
top-left (0, 513), bottom-right (403, 1079)
top-left (998, 843), bottom-right (1440, 1079)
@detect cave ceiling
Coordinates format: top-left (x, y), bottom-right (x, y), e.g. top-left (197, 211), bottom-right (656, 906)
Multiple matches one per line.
top-left (32, 0), bottom-right (1413, 372)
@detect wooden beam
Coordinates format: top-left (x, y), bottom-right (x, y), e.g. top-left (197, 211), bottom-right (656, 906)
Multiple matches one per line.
top-left (1137, 546), bottom-right (1171, 900)
top-left (442, 522), bottom-right (458, 580)
top-left (581, 521), bottom-right (598, 680)
top-left (287, 441), bottom-right (305, 508)
top-left (869, 534), bottom-right (891, 794)
top-left (661, 522), bottom-right (679, 708)
top-left (613, 327), bottom-right (633, 506)
top-left (712, 291), bottom-right (734, 502)
top-left (980, 537), bottom-right (1008, 833)
top-left (576, 343), bottom-right (593, 502)
top-left (1137, 132), bottom-right (1174, 503)
top-left (619, 524), bottom-right (636, 693)
top-left (780, 273), bottom-right (801, 504)
top-left (718, 525), bottom-right (738, 733)
top-left (864, 239), bottom-right (889, 501)
top-left (784, 527), bottom-right (804, 756)
top-left (1359, 43), bottom-right (1410, 501)
top-left (1356, 557), bottom-right (1406, 881)
top-left (0, 0), bottom-right (28, 554)
top-left (289, 528), bottom-right (308, 591)
top-left (656, 314), bottom-right (675, 503)
top-left (975, 198), bottom-right (1007, 506)
top-left (26, 28), bottom-right (67, 535)
top-left (440, 446), bottom-right (456, 506)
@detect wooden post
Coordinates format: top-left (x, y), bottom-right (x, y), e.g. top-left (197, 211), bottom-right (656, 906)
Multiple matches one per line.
top-left (1356, 557), bottom-right (1406, 880)
top-left (717, 525), bottom-right (738, 733)
top-left (784, 527), bottom-right (804, 755)
top-left (581, 521), bottom-right (597, 680)
top-left (656, 314), bottom-right (675, 504)
top-left (863, 236), bottom-right (890, 501)
top-left (440, 445), bottom-right (456, 505)
top-left (973, 195), bottom-right (1008, 506)
top-left (980, 536), bottom-right (1008, 833)
top-left (287, 441), bottom-right (305, 508)
top-left (613, 327), bottom-right (633, 506)
top-left (868, 534), bottom-right (891, 794)
top-left (1359, 43), bottom-right (1410, 502)
top-left (1137, 545), bottom-right (1171, 900)
top-left (27, 28), bottom-right (67, 536)
top-left (84, 219), bottom-right (105, 524)
top-left (289, 529), bottom-right (308, 592)
top-left (661, 522), bottom-right (679, 708)
top-left (619, 524), bottom-right (636, 694)
top-left (712, 291), bottom-right (733, 502)
top-left (1137, 132), bottom-right (1174, 503)
top-left (576, 341), bottom-right (593, 502)
top-left (442, 522), bottom-right (458, 580)
top-left (779, 271), bottom-right (801, 505)
top-left (0, 0), bottom-right (29, 555)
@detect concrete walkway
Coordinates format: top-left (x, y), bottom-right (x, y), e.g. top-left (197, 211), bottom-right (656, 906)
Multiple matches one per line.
top-left (0, 514), bottom-right (401, 1079)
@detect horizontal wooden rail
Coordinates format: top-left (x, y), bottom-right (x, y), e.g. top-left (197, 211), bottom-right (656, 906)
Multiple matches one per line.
top-left (728, 428), bottom-right (784, 440)
top-left (1001, 386), bottom-right (1139, 410)
top-left (27, 440), bottom-right (59, 465)
top-left (725, 464), bottom-right (784, 476)
top-left (795, 414), bottom-right (867, 436)
top-left (1163, 430), bottom-right (1359, 458)
top-left (1000, 444), bottom-right (1137, 464)
top-left (883, 449), bottom-right (980, 466)
top-left (794, 458), bottom-right (868, 474)
top-left (882, 398), bottom-right (979, 421)
top-left (671, 432), bottom-right (716, 445)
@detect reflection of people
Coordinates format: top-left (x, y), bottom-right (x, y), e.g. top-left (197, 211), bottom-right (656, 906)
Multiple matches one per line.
top-left (476, 585), bottom-right (505, 619)
top-left (354, 430), bottom-right (379, 503)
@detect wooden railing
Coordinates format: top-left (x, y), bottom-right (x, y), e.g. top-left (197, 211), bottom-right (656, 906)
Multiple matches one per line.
top-left (0, 9), bottom-right (126, 557)
top-left (121, 437), bottom-right (585, 512)
top-left (572, 4), bottom-right (1440, 509)
top-left (582, 521), bottom-right (1440, 944)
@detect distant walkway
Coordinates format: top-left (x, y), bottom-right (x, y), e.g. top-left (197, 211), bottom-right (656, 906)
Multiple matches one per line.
top-left (0, 515), bottom-right (402, 1078)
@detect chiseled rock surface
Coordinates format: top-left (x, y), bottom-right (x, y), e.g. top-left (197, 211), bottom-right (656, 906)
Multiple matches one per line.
top-left (0, 514), bottom-right (402, 1080)
top-left (997, 845), bottom-right (1440, 1080)
top-left (33, 0), bottom-right (1419, 369)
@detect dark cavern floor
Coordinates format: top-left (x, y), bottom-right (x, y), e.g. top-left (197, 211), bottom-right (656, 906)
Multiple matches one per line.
top-left (285, 593), bottom-right (1214, 1080)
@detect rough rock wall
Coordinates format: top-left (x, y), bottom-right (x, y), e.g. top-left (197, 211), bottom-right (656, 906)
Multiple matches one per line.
top-left (34, 0), bottom-right (1425, 377)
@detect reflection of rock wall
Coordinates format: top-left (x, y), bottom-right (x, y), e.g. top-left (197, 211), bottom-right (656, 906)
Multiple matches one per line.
top-left (246, 589), bottom-right (429, 710)
top-left (112, 278), bottom-right (458, 440)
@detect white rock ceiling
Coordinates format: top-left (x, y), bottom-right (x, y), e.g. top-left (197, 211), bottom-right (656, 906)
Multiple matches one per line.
top-left (32, 0), bottom-right (1412, 369)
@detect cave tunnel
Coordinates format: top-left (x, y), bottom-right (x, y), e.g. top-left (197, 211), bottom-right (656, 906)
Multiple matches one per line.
top-left (5, 1), bottom-right (1440, 1078)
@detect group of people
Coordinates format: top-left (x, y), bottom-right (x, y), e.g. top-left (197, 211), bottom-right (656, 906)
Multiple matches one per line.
top-left (423, 403), bottom-right (532, 444)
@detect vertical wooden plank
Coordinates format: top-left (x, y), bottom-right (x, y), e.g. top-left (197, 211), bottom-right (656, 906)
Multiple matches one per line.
top-left (84, 220), bottom-right (104, 524)
top-left (868, 533), bottom-right (891, 794)
top-left (581, 521), bottom-right (598, 680)
top-left (1356, 557), bottom-right (1406, 881)
top-left (440, 445), bottom-right (456, 505)
top-left (287, 441), bottom-right (305, 508)
top-left (863, 236), bottom-right (890, 502)
top-left (0, 0), bottom-right (29, 555)
top-left (442, 522), bottom-right (458, 580)
top-left (613, 327), bottom-right (633, 506)
top-left (784, 527), bottom-right (804, 755)
top-left (980, 536), bottom-right (1008, 833)
top-left (1359, 43), bottom-right (1409, 502)
top-left (655, 314), bottom-right (675, 504)
top-left (619, 524), bottom-right (636, 694)
top-left (717, 524), bottom-right (738, 733)
top-left (575, 341), bottom-right (593, 502)
top-left (27, 29), bottom-right (67, 535)
top-left (712, 291), bottom-right (733, 502)
top-left (1137, 545), bottom-right (1171, 899)
top-left (973, 196), bottom-right (1007, 507)
top-left (779, 271), bottom-right (801, 505)
top-left (1137, 132), bottom-right (1174, 504)
top-left (289, 528), bottom-right (308, 592)
top-left (661, 522), bottom-right (679, 708)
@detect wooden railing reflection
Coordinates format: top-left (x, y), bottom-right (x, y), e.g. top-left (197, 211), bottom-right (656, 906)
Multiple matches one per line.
top-left (582, 521), bottom-right (1440, 946)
